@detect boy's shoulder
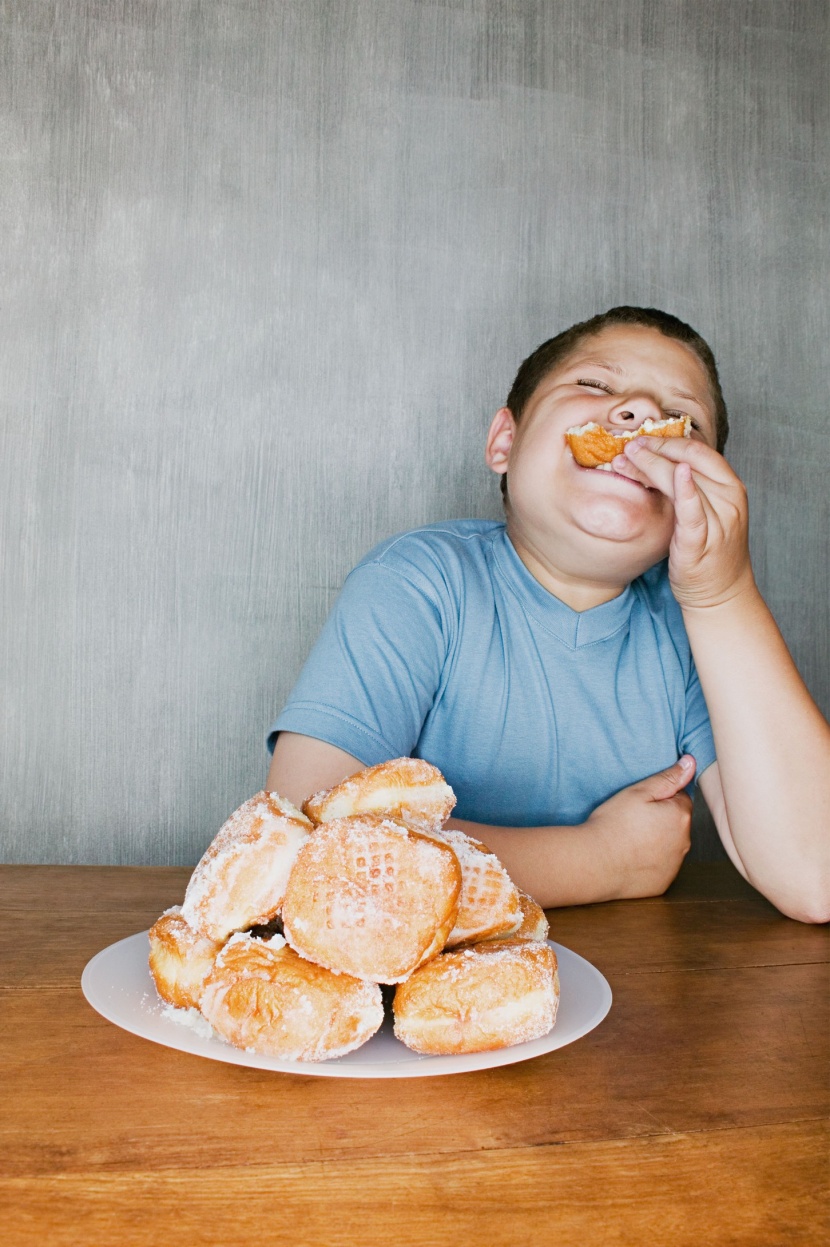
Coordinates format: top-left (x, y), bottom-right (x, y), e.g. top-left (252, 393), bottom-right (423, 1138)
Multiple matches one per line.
top-left (633, 560), bottom-right (691, 648)
top-left (356, 519), bottom-right (505, 578)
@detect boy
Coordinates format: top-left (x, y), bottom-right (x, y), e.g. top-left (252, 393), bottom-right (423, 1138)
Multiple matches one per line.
top-left (266, 307), bottom-right (830, 923)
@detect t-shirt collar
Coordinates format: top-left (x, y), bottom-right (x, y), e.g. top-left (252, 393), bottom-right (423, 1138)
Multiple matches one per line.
top-left (493, 526), bottom-right (634, 648)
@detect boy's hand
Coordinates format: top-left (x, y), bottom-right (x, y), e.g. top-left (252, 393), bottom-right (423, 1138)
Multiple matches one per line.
top-left (613, 437), bottom-right (753, 609)
top-left (586, 756), bottom-right (696, 899)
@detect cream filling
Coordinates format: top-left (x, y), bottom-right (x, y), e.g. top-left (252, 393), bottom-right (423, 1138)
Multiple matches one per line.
top-left (566, 415), bottom-right (691, 437)
top-left (319, 782), bottom-right (451, 822)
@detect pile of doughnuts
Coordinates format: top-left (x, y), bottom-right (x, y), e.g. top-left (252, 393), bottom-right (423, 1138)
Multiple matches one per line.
top-left (148, 758), bottom-right (559, 1062)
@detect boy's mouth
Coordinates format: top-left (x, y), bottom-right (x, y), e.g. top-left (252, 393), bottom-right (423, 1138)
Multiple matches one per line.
top-left (571, 457), bottom-right (655, 492)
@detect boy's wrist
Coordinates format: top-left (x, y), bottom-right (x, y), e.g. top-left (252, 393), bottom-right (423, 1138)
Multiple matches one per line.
top-left (677, 570), bottom-right (760, 620)
top-left (581, 809), bottom-right (627, 901)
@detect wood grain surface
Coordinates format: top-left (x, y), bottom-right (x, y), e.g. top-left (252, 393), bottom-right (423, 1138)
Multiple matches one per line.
top-left (1, 860), bottom-right (827, 1245)
top-left (2, 0), bottom-right (828, 867)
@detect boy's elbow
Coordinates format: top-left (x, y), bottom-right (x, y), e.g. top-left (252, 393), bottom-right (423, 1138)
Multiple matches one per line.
top-left (792, 899), bottom-right (830, 926)
top-left (745, 859), bottom-right (830, 924)
top-left (773, 885), bottom-right (830, 926)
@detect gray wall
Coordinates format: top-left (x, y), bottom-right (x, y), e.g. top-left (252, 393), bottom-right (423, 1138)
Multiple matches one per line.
top-left (2, 0), bottom-right (827, 865)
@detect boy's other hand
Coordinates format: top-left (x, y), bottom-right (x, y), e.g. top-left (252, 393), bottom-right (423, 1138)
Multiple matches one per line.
top-left (612, 438), bottom-right (754, 610)
top-left (586, 756), bottom-right (695, 899)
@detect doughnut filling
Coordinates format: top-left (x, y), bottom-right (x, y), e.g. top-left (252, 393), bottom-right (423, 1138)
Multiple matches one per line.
top-left (200, 933), bottom-right (384, 1061)
top-left (282, 813), bottom-right (462, 983)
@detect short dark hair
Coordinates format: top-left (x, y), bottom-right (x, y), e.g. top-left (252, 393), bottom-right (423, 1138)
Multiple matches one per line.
top-left (500, 306), bottom-right (729, 499)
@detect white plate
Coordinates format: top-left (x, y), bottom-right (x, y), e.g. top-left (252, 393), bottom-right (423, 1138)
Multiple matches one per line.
top-left (82, 932), bottom-right (611, 1078)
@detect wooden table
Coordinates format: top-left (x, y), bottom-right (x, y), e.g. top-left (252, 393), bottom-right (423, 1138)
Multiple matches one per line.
top-left (1, 862), bottom-right (827, 1246)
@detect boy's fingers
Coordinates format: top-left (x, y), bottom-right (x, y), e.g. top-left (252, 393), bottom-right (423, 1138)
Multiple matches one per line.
top-left (670, 463), bottom-right (709, 540)
top-left (610, 450), bottom-right (677, 497)
top-left (619, 443), bottom-right (736, 530)
top-left (642, 754), bottom-right (696, 800)
top-left (624, 435), bottom-right (735, 487)
top-left (619, 440), bottom-right (686, 497)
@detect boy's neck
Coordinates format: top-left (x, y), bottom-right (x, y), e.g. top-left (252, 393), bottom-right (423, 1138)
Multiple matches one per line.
top-left (505, 525), bottom-right (630, 612)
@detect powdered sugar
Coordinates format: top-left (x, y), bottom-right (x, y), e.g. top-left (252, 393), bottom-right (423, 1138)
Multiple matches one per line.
top-left (161, 1003), bottom-right (216, 1040)
top-left (181, 792), bottom-right (311, 940)
top-left (428, 828), bottom-right (522, 945)
top-left (393, 940), bottom-right (559, 1054)
top-left (282, 814), bottom-right (461, 982)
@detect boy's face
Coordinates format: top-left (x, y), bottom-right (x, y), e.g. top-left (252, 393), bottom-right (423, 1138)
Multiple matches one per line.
top-left (486, 325), bottom-right (719, 586)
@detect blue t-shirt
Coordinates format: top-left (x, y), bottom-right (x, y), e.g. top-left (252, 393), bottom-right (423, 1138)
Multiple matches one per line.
top-left (269, 520), bottom-right (716, 827)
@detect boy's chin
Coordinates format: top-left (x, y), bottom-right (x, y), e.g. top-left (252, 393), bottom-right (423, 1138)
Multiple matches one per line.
top-left (573, 495), bottom-right (673, 549)
top-left (575, 524), bottom-right (673, 585)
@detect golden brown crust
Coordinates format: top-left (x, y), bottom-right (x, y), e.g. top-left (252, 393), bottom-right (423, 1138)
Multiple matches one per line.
top-left (427, 828), bottom-right (522, 947)
top-left (512, 892), bottom-right (550, 942)
top-left (303, 757), bottom-right (456, 833)
top-left (475, 891), bottom-right (548, 945)
top-left (393, 939), bottom-right (559, 1055)
top-left (148, 908), bottom-right (225, 1010)
top-left (181, 792), bottom-right (312, 941)
top-left (566, 415), bottom-right (691, 467)
top-left (282, 813), bottom-right (462, 983)
top-left (200, 933), bottom-right (384, 1061)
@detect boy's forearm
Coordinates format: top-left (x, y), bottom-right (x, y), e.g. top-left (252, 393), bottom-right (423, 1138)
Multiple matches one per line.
top-left (445, 818), bottom-right (609, 907)
top-left (683, 583), bottom-right (830, 922)
top-left (444, 817), bottom-right (663, 909)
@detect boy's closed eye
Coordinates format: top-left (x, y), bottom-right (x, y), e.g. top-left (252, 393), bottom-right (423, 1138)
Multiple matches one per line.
top-left (576, 377), bottom-right (614, 393)
top-left (574, 378), bottom-right (703, 433)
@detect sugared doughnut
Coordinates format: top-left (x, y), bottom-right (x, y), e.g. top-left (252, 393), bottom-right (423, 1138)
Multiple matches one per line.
top-left (427, 828), bottom-right (522, 947)
top-left (303, 757), bottom-right (456, 834)
top-left (181, 792), bottom-right (312, 941)
top-left (566, 414), bottom-right (691, 468)
top-left (510, 892), bottom-right (550, 942)
top-left (393, 939), bottom-right (559, 1055)
top-left (148, 907), bottom-right (225, 1010)
top-left (200, 932), bottom-right (384, 1061)
top-left (282, 814), bottom-right (462, 983)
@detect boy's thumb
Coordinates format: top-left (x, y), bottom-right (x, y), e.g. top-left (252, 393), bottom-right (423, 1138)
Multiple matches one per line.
top-left (645, 754), bottom-right (696, 800)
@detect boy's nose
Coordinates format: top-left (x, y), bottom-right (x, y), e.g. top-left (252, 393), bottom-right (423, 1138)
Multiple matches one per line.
top-left (607, 394), bottom-right (663, 429)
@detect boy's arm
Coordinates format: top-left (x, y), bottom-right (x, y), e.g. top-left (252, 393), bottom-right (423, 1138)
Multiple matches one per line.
top-left (267, 733), bottom-right (696, 909)
top-left (447, 755), bottom-right (695, 907)
top-left (266, 732), bottom-right (366, 808)
top-left (686, 594), bottom-right (830, 921)
top-left (616, 436), bottom-right (830, 924)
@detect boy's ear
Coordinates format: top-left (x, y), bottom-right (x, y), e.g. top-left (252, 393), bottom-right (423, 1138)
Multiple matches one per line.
top-left (485, 407), bottom-right (516, 475)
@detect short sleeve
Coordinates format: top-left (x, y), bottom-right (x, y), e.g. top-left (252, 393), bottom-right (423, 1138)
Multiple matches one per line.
top-left (680, 658), bottom-right (717, 778)
top-left (267, 560), bottom-right (449, 764)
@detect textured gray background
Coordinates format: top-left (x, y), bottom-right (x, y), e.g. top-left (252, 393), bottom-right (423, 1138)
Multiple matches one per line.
top-left (2, 0), bottom-right (827, 865)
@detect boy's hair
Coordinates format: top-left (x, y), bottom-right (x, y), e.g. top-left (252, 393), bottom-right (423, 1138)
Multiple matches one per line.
top-left (500, 306), bottom-right (729, 500)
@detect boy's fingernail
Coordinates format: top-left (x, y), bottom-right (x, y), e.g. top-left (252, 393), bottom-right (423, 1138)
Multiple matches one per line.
top-left (678, 755), bottom-right (693, 771)
top-left (627, 438), bottom-right (645, 452)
